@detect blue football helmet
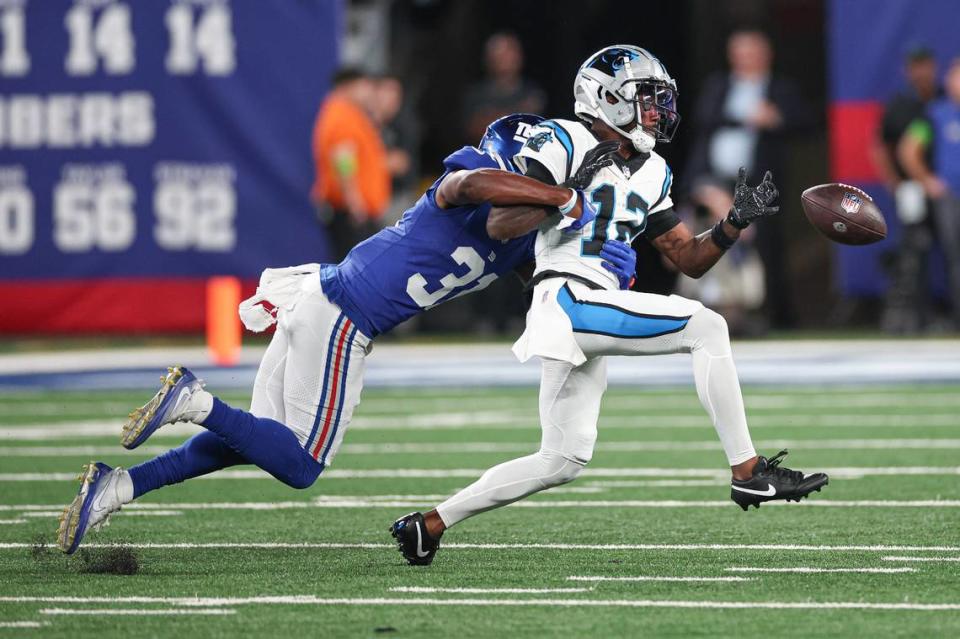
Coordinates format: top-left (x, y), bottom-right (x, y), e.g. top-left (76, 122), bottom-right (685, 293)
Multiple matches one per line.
top-left (479, 113), bottom-right (545, 173)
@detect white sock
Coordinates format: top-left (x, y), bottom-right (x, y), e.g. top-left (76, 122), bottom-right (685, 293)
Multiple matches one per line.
top-left (116, 469), bottom-right (134, 504)
top-left (685, 310), bottom-right (756, 466)
top-left (184, 388), bottom-right (214, 423)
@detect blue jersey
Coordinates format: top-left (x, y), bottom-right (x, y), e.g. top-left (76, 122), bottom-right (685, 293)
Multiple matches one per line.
top-left (321, 147), bottom-right (536, 338)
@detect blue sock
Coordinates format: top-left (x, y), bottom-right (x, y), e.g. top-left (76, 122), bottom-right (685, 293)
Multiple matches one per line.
top-left (128, 430), bottom-right (245, 499)
top-left (199, 397), bottom-right (324, 489)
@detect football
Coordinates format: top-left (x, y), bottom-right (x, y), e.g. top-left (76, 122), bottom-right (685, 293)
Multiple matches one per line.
top-left (800, 183), bottom-right (887, 245)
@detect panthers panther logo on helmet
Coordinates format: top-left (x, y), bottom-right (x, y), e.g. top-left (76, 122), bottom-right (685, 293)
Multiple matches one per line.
top-left (574, 45), bottom-right (680, 153)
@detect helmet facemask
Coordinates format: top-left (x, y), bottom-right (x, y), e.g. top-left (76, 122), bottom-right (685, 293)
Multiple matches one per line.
top-left (624, 80), bottom-right (680, 144)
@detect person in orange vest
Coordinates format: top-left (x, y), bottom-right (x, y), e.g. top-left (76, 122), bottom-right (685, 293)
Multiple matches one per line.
top-left (312, 68), bottom-right (391, 260)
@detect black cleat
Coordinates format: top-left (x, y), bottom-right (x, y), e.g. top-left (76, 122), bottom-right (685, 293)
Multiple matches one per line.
top-left (731, 449), bottom-right (829, 511)
top-left (389, 512), bottom-right (440, 566)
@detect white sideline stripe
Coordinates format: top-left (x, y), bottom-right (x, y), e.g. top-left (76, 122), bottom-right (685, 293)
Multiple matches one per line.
top-left (725, 567), bottom-right (916, 574)
top-left (4, 413), bottom-right (960, 439)
top-left (39, 608), bottom-right (235, 616)
top-left (568, 576), bottom-right (752, 583)
top-left (389, 587), bottom-right (591, 594)
top-left (1, 498), bottom-right (959, 510)
top-left (883, 556), bottom-right (960, 562)
top-left (0, 466), bottom-right (957, 482)
top-left (0, 519), bottom-right (26, 524)
top-left (0, 542), bottom-right (957, 552)
top-left (15, 597), bottom-right (960, 612)
top-left (0, 621), bottom-right (47, 628)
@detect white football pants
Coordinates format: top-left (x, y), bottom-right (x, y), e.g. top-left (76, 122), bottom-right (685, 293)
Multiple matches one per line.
top-left (249, 281), bottom-right (370, 468)
top-left (436, 280), bottom-right (756, 528)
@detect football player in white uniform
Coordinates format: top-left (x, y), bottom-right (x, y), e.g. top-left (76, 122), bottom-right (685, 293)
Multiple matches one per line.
top-left (391, 45), bottom-right (828, 565)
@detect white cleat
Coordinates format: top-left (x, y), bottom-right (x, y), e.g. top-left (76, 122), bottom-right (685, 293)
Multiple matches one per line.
top-left (121, 365), bottom-right (207, 450)
top-left (57, 462), bottom-right (128, 554)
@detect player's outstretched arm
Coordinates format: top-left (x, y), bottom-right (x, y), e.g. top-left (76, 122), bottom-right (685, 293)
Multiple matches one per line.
top-left (652, 221), bottom-right (737, 279)
top-left (435, 169), bottom-right (574, 211)
top-left (654, 168), bottom-right (779, 278)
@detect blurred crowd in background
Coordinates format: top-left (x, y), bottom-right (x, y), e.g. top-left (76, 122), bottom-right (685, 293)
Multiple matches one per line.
top-left (309, 0), bottom-right (960, 337)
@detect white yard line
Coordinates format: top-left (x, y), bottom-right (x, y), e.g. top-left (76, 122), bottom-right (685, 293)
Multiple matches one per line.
top-left (0, 445), bottom-right (176, 457)
top-left (568, 576), bottom-right (752, 583)
top-left (725, 567), bottom-right (916, 574)
top-left (882, 556), bottom-right (960, 562)
top-left (0, 497), bottom-right (958, 510)
top-left (0, 466), bottom-right (956, 482)
top-left (0, 542), bottom-right (957, 552)
top-left (6, 439), bottom-right (960, 458)
top-left (389, 587), bottom-right (591, 594)
top-left (3, 596), bottom-right (958, 612)
top-left (20, 510), bottom-right (183, 518)
top-left (0, 621), bottom-right (47, 628)
top-left (0, 519), bottom-right (26, 524)
top-left (39, 608), bottom-right (235, 616)
top-left (3, 392), bottom-right (957, 420)
top-left (583, 480), bottom-right (723, 487)
top-left (3, 413), bottom-right (960, 440)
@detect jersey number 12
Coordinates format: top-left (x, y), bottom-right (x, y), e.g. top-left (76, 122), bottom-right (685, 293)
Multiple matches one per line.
top-left (581, 184), bottom-right (648, 256)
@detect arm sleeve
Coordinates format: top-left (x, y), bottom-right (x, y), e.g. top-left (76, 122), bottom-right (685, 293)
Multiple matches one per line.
top-left (642, 207), bottom-right (682, 240)
top-left (514, 122), bottom-right (574, 185)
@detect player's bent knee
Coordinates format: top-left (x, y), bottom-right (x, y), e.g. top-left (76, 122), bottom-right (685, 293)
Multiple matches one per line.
top-left (538, 449), bottom-right (588, 486)
top-left (275, 456), bottom-right (324, 490)
top-left (687, 308), bottom-right (731, 352)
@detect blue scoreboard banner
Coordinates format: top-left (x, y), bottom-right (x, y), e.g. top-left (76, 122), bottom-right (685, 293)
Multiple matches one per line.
top-left (0, 0), bottom-right (340, 332)
top-left (828, 0), bottom-right (956, 297)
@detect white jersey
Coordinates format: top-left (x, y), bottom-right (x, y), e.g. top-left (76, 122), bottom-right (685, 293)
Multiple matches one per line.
top-left (514, 119), bottom-right (675, 290)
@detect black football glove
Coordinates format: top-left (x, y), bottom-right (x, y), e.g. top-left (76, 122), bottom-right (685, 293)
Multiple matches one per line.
top-left (727, 167), bottom-right (780, 229)
top-left (563, 140), bottom-right (620, 190)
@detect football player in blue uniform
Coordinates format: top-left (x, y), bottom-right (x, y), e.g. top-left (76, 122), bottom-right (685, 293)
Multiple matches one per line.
top-left (55, 114), bottom-right (633, 554)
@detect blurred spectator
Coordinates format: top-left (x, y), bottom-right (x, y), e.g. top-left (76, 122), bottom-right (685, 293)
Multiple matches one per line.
top-left (899, 58), bottom-right (960, 330)
top-left (462, 32), bottom-right (546, 143)
top-left (372, 74), bottom-right (421, 220)
top-left (685, 29), bottom-right (812, 329)
top-left (460, 33), bottom-right (545, 334)
top-left (873, 48), bottom-right (941, 334)
top-left (312, 69), bottom-right (390, 261)
top-left (676, 178), bottom-right (766, 335)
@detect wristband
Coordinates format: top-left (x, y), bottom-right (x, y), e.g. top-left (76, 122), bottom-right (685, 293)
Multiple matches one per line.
top-left (558, 189), bottom-right (578, 215)
top-left (726, 207), bottom-right (750, 230)
top-left (710, 220), bottom-right (737, 251)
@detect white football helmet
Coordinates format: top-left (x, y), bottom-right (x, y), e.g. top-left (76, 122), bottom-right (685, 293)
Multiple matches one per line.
top-left (574, 45), bottom-right (680, 153)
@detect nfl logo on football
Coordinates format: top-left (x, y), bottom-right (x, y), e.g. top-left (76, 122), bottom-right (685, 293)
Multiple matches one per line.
top-left (840, 192), bottom-right (862, 215)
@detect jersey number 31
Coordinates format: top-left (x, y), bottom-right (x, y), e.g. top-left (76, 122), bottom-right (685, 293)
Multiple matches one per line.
top-left (406, 246), bottom-right (498, 309)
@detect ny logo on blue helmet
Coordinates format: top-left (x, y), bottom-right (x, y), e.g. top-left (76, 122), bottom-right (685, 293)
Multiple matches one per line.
top-left (480, 113), bottom-right (546, 173)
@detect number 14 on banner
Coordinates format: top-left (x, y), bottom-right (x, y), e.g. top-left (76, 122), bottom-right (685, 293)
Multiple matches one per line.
top-left (0, 1), bottom-right (236, 78)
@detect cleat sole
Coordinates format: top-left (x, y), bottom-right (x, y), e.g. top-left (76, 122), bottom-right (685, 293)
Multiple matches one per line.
top-left (120, 366), bottom-right (184, 449)
top-left (57, 462), bottom-right (97, 554)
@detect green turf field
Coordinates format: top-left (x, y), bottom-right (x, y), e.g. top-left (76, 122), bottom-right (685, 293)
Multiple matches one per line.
top-left (1, 384), bottom-right (959, 637)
